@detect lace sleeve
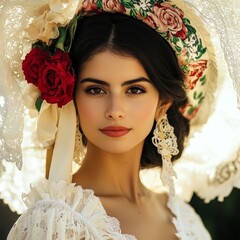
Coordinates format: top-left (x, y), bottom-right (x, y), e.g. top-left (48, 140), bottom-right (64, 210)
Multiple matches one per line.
top-left (168, 196), bottom-right (212, 240)
top-left (7, 179), bottom-right (135, 240)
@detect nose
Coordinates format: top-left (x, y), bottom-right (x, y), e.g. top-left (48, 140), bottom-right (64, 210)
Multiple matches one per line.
top-left (105, 94), bottom-right (124, 120)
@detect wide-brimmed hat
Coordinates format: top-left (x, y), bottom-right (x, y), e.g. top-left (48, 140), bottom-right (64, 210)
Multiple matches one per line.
top-left (0, 0), bottom-right (240, 213)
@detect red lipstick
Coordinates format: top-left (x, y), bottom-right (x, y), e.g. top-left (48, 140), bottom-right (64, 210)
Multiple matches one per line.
top-left (100, 126), bottom-right (131, 137)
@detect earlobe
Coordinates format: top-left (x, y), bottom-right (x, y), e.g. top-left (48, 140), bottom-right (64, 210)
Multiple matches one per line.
top-left (155, 101), bottom-right (172, 121)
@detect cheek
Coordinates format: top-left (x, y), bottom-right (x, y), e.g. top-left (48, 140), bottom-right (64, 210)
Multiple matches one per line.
top-left (77, 100), bottom-right (101, 124)
top-left (132, 97), bottom-right (158, 122)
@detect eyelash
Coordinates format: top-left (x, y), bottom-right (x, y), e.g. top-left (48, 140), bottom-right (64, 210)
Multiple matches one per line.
top-left (126, 85), bottom-right (146, 95)
top-left (85, 86), bottom-right (106, 95)
top-left (84, 85), bottom-right (146, 95)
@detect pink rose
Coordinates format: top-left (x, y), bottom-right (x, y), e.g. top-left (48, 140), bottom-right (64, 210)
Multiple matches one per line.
top-left (150, 2), bottom-right (188, 39)
top-left (102, 0), bottom-right (125, 12)
top-left (22, 48), bottom-right (75, 107)
top-left (142, 14), bottom-right (158, 29)
top-left (82, 0), bottom-right (98, 11)
top-left (185, 60), bottom-right (208, 90)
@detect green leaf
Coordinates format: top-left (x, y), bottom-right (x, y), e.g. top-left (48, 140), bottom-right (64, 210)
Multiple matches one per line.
top-left (181, 65), bottom-right (189, 73)
top-left (186, 25), bottom-right (196, 36)
top-left (55, 27), bottom-right (67, 52)
top-left (187, 106), bottom-right (195, 114)
top-left (121, 0), bottom-right (134, 8)
top-left (193, 91), bottom-right (197, 100)
top-left (160, 31), bottom-right (168, 38)
top-left (150, 0), bottom-right (160, 5)
top-left (183, 18), bottom-right (190, 25)
top-left (65, 13), bottom-right (82, 52)
top-left (140, 7), bottom-right (147, 18)
top-left (198, 92), bottom-right (203, 99)
top-left (35, 96), bottom-right (43, 112)
top-left (200, 75), bottom-right (206, 85)
top-left (196, 47), bottom-right (207, 59)
top-left (96, 0), bottom-right (102, 8)
top-left (54, 13), bottom-right (82, 52)
top-left (130, 8), bottom-right (137, 18)
top-left (198, 96), bottom-right (205, 104)
top-left (174, 45), bottom-right (182, 53)
top-left (195, 39), bottom-right (207, 59)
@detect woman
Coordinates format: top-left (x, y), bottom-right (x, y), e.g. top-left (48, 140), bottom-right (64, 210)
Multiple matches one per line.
top-left (7, 3), bottom-right (212, 239)
top-left (3, 0), bottom-right (239, 239)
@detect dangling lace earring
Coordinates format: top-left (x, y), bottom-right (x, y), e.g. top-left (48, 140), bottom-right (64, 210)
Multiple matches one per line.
top-left (73, 118), bottom-right (86, 164)
top-left (152, 114), bottom-right (179, 196)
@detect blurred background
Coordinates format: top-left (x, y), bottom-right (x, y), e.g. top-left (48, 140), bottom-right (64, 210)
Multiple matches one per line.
top-left (190, 188), bottom-right (240, 240)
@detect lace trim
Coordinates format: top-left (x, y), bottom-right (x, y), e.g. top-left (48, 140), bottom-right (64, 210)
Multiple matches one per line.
top-left (7, 179), bottom-right (213, 240)
top-left (184, 0), bottom-right (240, 108)
top-left (8, 179), bottom-right (136, 240)
top-left (209, 150), bottom-right (240, 185)
top-left (168, 196), bottom-right (211, 240)
top-left (26, 200), bottom-right (106, 239)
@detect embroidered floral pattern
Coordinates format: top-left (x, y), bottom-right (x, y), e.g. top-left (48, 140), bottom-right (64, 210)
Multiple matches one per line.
top-left (23, 0), bottom-right (208, 118)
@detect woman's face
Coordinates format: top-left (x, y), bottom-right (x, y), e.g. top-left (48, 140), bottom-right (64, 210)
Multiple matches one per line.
top-left (75, 50), bottom-right (160, 154)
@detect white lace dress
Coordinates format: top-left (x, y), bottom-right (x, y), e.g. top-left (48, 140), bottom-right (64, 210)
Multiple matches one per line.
top-left (7, 179), bottom-right (211, 240)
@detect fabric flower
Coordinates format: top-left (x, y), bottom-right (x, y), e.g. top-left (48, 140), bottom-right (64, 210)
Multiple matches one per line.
top-left (22, 48), bottom-right (49, 85)
top-left (179, 104), bottom-right (199, 120)
top-left (26, 0), bottom-right (83, 45)
top-left (149, 2), bottom-right (188, 40)
top-left (50, 0), bottom-right (84, 20)
top-left (102, 0), bottom-right (126, 12)
top-left (82, 0), bottom-right (98, 11)
top-left (22, 48), bottom-right (75, 107)
top-left (25, 10), bottom-right (66, 45)
top-left (185, 60), bottom-right (208, 90)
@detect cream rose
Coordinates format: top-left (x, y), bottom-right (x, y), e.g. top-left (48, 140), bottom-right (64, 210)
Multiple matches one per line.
top-left (25, 0), bottom-right (84, 45)
top-left (26, 11), bottom-right (65, 45)
top-left (50, 0), bottom-right (84, 21)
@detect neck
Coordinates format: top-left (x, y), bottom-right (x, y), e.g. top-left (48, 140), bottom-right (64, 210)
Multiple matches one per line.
top-left (73, 142), bottom-right (147, 203)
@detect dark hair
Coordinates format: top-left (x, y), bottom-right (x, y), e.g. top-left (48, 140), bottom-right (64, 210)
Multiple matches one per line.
top-left (70, 12), bottom-right (190, 168)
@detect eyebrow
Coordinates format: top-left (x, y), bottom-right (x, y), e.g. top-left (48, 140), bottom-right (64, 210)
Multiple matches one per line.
top-left (79, 77), bottom-right (152, 86)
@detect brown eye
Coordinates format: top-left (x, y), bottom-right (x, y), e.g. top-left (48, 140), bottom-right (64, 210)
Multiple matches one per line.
top-left (126, 86), bottom-right (146, 95)
top-left (85, 86), bottom-right (106, 95)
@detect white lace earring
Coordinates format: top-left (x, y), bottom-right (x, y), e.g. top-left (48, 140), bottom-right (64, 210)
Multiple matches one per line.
top-left (73, 118), bottom-right (86, 164)
top-left (152, 114), bottom-right (179, 196)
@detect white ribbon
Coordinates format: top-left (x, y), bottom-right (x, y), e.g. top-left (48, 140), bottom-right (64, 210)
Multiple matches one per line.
top-left (37, 100), bottom-right (76, 183)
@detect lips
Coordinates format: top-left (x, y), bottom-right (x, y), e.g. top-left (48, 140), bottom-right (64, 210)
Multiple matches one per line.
top-left (100, 126), bottom-right (131, 137)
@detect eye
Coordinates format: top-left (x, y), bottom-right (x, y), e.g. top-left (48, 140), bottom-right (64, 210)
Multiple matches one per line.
top-left (126, 86), bottom-right (146, 95)
top-left (85, 86), bottom-right (106, 95)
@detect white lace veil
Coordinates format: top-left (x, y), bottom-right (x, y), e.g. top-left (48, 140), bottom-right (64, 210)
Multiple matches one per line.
top-left (0, 0), bottom-right (240, 213)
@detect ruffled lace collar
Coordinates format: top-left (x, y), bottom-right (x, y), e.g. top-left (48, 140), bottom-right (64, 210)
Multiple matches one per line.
top-left (19, 178), bottom-right (208, 240)
top-left (23, 179), bottom-right (137, 239)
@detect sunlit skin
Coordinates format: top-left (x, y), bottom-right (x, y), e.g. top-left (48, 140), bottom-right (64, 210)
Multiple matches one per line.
top-left (73, 50), bottom-right (177, 240)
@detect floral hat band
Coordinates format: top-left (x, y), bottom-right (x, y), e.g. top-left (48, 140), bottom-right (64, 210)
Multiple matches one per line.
top-left (22, 0), bottom-right (216, 121)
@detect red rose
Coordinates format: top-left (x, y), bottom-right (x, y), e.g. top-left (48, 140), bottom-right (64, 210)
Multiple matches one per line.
top-left (22, 48), bottom-right (49, 85)
top-left (185, 59), bottom-right (208, 90)
top-left (22, 48), bottom-right (75, 107)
